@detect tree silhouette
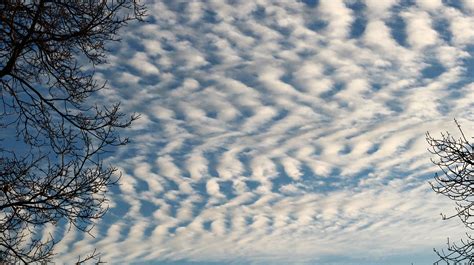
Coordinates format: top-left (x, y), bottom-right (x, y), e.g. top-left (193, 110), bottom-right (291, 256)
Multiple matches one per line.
top-left (0, 1), bottom-right (145, 263)
top-left (427, 120), bottom-right (474, 264)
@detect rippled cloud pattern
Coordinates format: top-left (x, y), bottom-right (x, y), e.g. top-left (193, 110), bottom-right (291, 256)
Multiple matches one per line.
top-left (55, 0), bottom-right (474, 264)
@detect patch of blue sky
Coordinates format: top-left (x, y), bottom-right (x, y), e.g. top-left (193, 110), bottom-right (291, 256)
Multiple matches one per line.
top-left (271, 162), bottom-right (296, 193)
top-left (442, 0), bottom-right (465, 10)
top-left (306, 19), bottom-right (328, 33)
top-left (386, 14), bottom-right (409, 47)
top-left (139, 200), bottom-right (159, 218)
top-left (421, 61), bottom-right (446, 79)
top-left (432, 18), bottom-right (453, 43)
top-left (244, 180), bottom-right (260, 191)
top-left (320, 82), bottom-right (345, 100)
top-left (385, 98), bottom-right (405, 113)
top-left (347, 0), bottom-right (367, 39)
top-left (202, 148), bottom-right (227, 178)
top-left (108, 197), bottom-right (132, 220)
top-left (463, 44), bottom-right (474, 79)
top-left (189, 182), bottom-right (211, 216)
top-left (234, 150), bottom-right (254, 177)
top-left (301, 0), bottom-right (319, 8)
top-left (202, 9), bottom-right (221, 24)
top-left (218, 180), bottom-right (238, 200)
top-left (366, 143), bottom-right (380, 155)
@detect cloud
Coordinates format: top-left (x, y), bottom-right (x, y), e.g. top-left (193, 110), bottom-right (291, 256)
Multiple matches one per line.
top-left (52, 1), bottom-right (474, 264)
top-left (363, 20), bottom-right (402, 54)
top-left (448, 10), bottom-right (474, 45)
top-left (403, 10), bottom-right (439, 49)
top-left (461, 0), bottom-right (474, 12)
top-left (318, 0), bottom-right (353, 39)
top-left (416, 0), bottom-right (443, 10)
top-left (128, 52), bottom-right (160, 75)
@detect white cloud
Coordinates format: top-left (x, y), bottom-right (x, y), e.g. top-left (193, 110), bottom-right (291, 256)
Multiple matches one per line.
top-left (128, 52), bottom-right (160, 75)
top-left (403, 10), bottom-right (439, 49)
top-left (280, 156), bottom-right (302, 181)
top-left (365, 0), bottom-right (398, 18)
top-left (318, 0), bottom-right (353, 39)
top-left (186, 151), bottom-right (208, 181)
top-left (461, 0), bottom-right (474, 12)
top-left (206, 178), bottom-right (224, 198)
top-left (416, 0), bottom-right (443, 10)
top-left (364, 20), bottom-right (402, 53)
top-left (52, 0), bottom-right (474, 264)
top-left (449, 10), bottom-right (474, 45)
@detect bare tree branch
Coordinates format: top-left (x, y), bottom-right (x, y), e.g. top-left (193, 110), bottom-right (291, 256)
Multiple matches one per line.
top-left (0, 1), bottom-right (146, 263)
top-left (427, 120), bottom-right (474, 264)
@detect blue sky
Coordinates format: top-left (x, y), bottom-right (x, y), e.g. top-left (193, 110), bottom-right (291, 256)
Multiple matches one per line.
top-left (52, 0), bottom-right (474, 264)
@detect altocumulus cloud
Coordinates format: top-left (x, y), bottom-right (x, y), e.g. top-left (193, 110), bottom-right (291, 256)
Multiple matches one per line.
top-left (53, 1), bottom-right (474, 264)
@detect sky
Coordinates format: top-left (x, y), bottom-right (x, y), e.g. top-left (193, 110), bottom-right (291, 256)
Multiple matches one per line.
top-left (52, 0), bottom-right (474, 264)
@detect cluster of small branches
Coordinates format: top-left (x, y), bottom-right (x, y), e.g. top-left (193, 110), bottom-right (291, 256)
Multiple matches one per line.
top-left (0, 1), bottom-right (145, 263)
top-left (427, 120), bottom-right (474, 264)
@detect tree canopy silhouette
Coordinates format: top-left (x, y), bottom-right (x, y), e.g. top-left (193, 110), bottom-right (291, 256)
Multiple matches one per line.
top-left (0, 1), bottom-right (145, 263)
top-left (427, 120), bottom-right (474, 264)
